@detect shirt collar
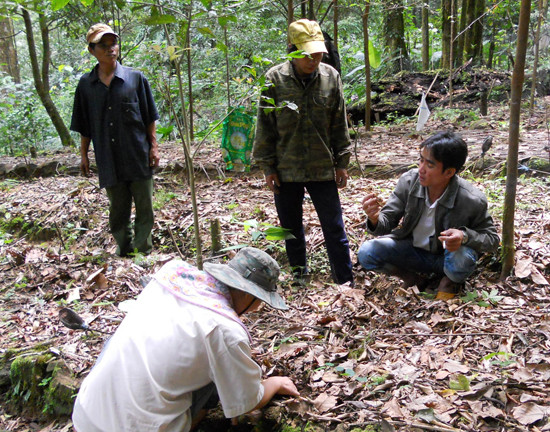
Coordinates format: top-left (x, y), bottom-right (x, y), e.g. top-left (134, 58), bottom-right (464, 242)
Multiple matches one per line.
top-left (89, 61), bottom-right (125, 83)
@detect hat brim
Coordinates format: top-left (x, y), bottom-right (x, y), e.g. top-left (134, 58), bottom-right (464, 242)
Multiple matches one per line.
top-left (296, 40), bottom-right (328, 55)
top-left (89, 31), bottom-right (119, 44)
top-left (203, 262), bottom-right (288, 310)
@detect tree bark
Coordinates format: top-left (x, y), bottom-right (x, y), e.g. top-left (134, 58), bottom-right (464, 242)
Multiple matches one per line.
top-left (22, 9), bottom-right (75, 148)
top-left (471, 0), bottom-right (485, 64)
top-left (362, 1), bottom-right (372, 130)
top-left (529, 0), bottom-right (546, 115)
top-left (456, 0), bottom-right (468, 66)
top-left (333, 0), bottom-right (338, 47)
top-left (0, 18), bottom-right (20, 83)
top-left (384, 0), bottom-right (409, 73)
top-left (464, 0), bottom-right (476, 60)
top-left (421, 2), bottom-right (429, 70)
top-left (186, 2), bottom-right (195, 140)
top-left (441, 0), bottom-right (452, 68)
top-left (501, 0), bottom-right (531, 278)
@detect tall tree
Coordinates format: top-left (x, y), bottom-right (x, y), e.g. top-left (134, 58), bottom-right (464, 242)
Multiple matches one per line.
top-left (384, 0), bottom-right (409, 73)
top-left (421, 1), bottom-right (429, 70)
top-left (529, 0), bottom-right (547, 115)
top-left (22, 9), bottom-right (75, 147)
top-left (441, 0), bottom-right (458, 69)
top-left (0, 18), bottom-right (20, 83)
top-left (362, 1), bottom-right (372, 130)
top-left (501, 0), bottom-right (531, 278)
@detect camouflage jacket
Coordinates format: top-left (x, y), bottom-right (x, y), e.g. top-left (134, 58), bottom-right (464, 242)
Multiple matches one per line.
top-left (253, 61), bottom-right (351, 182)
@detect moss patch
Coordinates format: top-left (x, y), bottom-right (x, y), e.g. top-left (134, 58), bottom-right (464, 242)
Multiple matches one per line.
top-left (8, 353), bottom-right (77, 419)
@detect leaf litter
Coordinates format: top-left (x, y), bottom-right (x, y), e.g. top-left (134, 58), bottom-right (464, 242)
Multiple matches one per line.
top-left (1, 109), bottom-right (549, 431)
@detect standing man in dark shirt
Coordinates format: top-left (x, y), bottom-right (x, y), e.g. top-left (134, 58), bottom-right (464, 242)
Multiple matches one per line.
top-left (71, 23), bottom-right (160, 256)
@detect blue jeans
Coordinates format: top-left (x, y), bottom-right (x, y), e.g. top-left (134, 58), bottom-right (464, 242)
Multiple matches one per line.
top-left (274, 181), bottom-right (353, 284)
top-left (357, 237), bottom-right (478, 283)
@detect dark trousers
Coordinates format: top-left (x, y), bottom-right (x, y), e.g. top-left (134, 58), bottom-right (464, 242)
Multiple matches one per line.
top-left (274, 181), bottom-right (353, 284)
top-left (106, 178), bottom-right (154, 256)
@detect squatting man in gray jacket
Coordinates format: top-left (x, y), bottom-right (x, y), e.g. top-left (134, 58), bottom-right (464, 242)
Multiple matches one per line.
top-left (357, 131), bottom-right (500, 300)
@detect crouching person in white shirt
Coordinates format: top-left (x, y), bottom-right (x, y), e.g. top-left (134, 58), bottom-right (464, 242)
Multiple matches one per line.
top-left (72, 247), bottom-right (299, 432)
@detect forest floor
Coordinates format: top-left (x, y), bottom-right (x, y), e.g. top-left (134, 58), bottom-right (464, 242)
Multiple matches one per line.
top-left (1, 101), bottom-right (549, 432)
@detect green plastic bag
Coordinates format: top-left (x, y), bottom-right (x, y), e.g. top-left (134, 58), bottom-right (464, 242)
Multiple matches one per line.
top-left (220, 107), bottom-right (255, 172)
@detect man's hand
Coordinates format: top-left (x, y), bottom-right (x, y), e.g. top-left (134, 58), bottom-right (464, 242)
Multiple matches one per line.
top-left (438, 229), bottom-right (464, 252)
top-left (266, 174), bottom-right (281, 194)
top-left (362, 193), bottom-right (381, 227)
top-left (149, 144), bottom-right (160, 168)
top-left (335, 168), bottom-right (348, 189)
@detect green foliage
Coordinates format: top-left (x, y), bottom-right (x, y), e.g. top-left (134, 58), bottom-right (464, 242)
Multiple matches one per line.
top-left (460, 288), bottom-right (504, 307)
top-left (242, 219), bottom-right (294, 242)
top-left (449, 374), bottom-right (471, 391)
top-left (481, 351), bottom-right (516, 367)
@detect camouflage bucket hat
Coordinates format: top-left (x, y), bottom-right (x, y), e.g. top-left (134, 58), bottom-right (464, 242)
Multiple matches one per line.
top-left (86, 23), bottom-right (119, 44)
top-left (203, 247), bottom-right (287, 310)
top-left (288, 19), bottom-right (327, 54)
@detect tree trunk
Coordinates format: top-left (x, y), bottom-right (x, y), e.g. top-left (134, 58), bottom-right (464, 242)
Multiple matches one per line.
top-left (487, 12), bottom-right (496, 68)
top-left (529, 0), bottom-right (546, 115)
top-left (0, 18), bottom-right (20, 83)
top-left (464, 0), bottom-right (476, 60)
top-left (441, 0), bottom-right (452, 69)
top-left (471, 0), bottom-right (485, 64)
top-left (421, 2), bottom-right (429, 70)
top-left (456, 0), bottom-right (468, 66)
top-left (22, 9), bottom-right (75, 148)
top-left (501, 0), bottom-right (531, 278)
top-left (186, 3), bottom-right (194, 140)
top-left (384, 0), bottom-right (409, 73)
top-left (333, 0), bottom-right (338, 47)
top-left (362, 1), bottom-right (372, 130)
top-left (288, 0), bottom-right (294, 40)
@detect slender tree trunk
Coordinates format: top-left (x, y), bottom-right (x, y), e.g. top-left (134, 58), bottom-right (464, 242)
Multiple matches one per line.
top-left (0, 18), bottom-right (20, 83)
top-left (449, 0), bottom-right (455, 106)
top-left (441, 0), bottom-right (452, 69)
top-left (464, 0), bottom-right (476, 59)
top-left (362, 1), bottom-right (372, 130)
top-left (471, 0), bottom-right (485, 64)
top-left (456, 0), bottom-right (467, 66)
top-left (288, 0), bottom-right (294, 40)
top-left (529, 0), bottom-right (546, 115)
top-left (421, 2), bottom-right (430, 70)
top-left (160, 18), bottom-right (203, 269)
top-left (22, 9), bottom-right (74, 147)
top-left (384, 0), bottom-right (409, 73)
top-left (223, 24), bottom-right (230, 110)
top-left (308, 0), bottom-right (314, 19)
top-left (487, 11), bottom-right (496, 68)
top-left (333, 0), bottom-right (338, 47)
top-left (501, 0), bottom-right (531, 278)
top-left (186, 3), bottom-right (194, 140)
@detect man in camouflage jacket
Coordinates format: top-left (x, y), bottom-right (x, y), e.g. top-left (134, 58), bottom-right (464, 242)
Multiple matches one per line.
top-left (253, 19), bottom-right (353, 285)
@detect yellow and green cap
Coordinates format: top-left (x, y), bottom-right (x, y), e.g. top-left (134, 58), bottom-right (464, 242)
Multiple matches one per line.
top-left (288, 19), bottom-right (327, 55)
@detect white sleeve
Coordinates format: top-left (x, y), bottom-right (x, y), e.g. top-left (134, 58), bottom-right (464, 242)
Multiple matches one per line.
top-left (205, 326), bottom-right (264, 418)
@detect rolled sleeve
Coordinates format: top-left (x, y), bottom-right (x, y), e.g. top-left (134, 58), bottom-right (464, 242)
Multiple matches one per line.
top-left (205, 328), bottom-right (263, 418)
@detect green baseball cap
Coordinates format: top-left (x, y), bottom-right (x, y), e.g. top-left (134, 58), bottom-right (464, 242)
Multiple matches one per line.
top-left (203, 247), bottom-right (288, 310)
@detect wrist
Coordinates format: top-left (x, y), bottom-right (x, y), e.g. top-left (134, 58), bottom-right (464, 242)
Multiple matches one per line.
top-left (461, 230), bottom-right (468, 244)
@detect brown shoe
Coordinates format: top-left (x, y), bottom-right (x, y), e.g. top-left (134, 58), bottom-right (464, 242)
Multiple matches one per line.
top-left (435, 276), bottom-right (462, 300)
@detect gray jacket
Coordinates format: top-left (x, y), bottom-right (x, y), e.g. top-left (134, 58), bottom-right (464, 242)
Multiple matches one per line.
top-left (368, 169), bottom-right (500, 255)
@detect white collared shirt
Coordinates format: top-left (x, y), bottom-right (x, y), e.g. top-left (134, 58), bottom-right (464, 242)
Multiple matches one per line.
top-left (412, 188), bottom-right (442, 251)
